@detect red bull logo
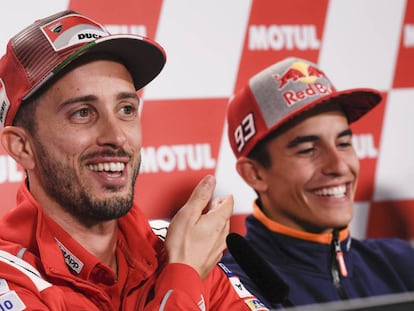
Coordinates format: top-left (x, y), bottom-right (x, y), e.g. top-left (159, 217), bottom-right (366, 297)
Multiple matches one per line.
top-left (275, 61), bottom-right (326, 89)
top-left (274, 61), bottom-right (334, 106)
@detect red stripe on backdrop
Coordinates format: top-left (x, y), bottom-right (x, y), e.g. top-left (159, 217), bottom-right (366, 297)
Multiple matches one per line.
top-left (235, 0), bottom-right (329, 92)
top-left (351, 92), bottom-right (387, 202)
top-left (393, 0), bottom-right (414, 88)
top-left (367, 200), bottom-right (414, 239)
top-left (136, 98), bottom-right (228, 220)
top-left (69, 0), bottom-right (162, 39)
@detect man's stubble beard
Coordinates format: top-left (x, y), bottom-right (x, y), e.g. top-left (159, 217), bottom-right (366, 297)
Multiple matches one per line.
top-left (32, 138), bottom-right (140, 224)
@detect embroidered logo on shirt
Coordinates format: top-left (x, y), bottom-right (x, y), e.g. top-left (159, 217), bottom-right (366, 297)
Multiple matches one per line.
top-left (55, 238), bottom-right (84, 274)
top-left (217, 262), bottom-right (233, 276)
top-left (229, 276), bottom-right (253, 298)
top-left (0, 291), bottom-right (26, 311)
top-left (244, 298), bottom-right (269, 311)
top-left (217, 263), bottom-right (253, 298)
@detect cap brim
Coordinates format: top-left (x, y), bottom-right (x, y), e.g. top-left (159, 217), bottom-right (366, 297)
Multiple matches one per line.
top-left (23, 34), bottom-right (166, 102)
top-left (276, 88), bottom-right (382, 131)
top-left (81, 34), bottom-right (166, 90)
top-left (330, 89), bottom-right (382, 123)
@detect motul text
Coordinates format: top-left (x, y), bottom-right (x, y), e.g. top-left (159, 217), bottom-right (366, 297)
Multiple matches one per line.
top-left (141, 143), bottom-right (216, 173)
top-left (249, 24), bottom-right (320, 50)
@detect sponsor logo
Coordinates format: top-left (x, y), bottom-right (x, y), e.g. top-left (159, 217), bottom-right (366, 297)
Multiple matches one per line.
top-left (274, 61), bottom-right (333, 106)
top-left (249, 24), bottom-right (320, 51)
top-left (229, 276), bottom-right (253, 298)
top-left (0, 291), bottom-right (26, 311)
top-left (0, 79), bottom-right (10, 128)
top-left (217, 262), bottom-right (233, 276)
top-left (244, 298), bottom-right (269, 311)
top-left (140, 143), bottom-right (216, 173)
top-left (276, 61), bottom-right (326, 89)
top-left (55, 239), bottom-right (84, 274)
top-left (41, 13), bottom-right (108, 51)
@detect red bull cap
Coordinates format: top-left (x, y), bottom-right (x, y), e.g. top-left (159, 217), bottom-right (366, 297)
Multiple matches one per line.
top-left (0, 10), bottom-right (166, 129)
top-left (227, 57), bottom-right (382, 158)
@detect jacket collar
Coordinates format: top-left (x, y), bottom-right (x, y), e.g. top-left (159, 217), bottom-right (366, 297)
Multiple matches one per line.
top-left (253, 202), bottom-right (349, 244)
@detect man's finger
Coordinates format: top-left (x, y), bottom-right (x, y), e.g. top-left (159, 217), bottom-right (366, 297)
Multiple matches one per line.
top-left (179, 175), bottom-right (216, 219)
top-left (209, 195), bottom-right (234, 220)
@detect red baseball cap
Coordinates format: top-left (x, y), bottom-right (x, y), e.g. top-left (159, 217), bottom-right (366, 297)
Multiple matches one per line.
top-left (0, 10), bottom-right (166, 129)
top-left (227, 57), bottom-right (382, 158)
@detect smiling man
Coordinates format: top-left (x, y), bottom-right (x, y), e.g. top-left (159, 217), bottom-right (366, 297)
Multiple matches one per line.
top-left (221, 57), bottom-right (414, 309)
top-left (0, 10), bottom-right (266, 311)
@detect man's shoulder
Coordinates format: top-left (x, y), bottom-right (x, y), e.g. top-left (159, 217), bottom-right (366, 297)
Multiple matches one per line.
top-left (353, 237), bottom-right (414, 269)
top-left (0, 249), bottom-right (51, 292)
top-left (355, 237), bottom-right (414, 253)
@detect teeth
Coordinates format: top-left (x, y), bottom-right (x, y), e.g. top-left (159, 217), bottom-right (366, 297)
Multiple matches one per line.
top-left (314, 185), bottom-right (346, 198)
top-left (87, 162), bottom-right (125, 172)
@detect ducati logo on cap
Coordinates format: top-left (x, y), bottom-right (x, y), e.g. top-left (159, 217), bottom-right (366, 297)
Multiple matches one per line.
top-left (41, 13), bottom-right (109, 51)
top-left (51, 24), bottom-right (63, 33)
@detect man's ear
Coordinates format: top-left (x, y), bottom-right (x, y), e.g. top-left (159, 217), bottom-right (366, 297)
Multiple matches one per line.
top-left (1, 126), bottom-right (35, 170)
top-left (236, 157), bottom-right (268, 192)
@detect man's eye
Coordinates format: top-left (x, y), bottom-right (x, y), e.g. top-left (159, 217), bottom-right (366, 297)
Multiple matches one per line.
top-left (77, 108), bottom-right (89, 117)
top-left (338, 138), bottom-right (353, 148)
top-left (297, 147), bottom-right (315, 154)
top-left (122, 106), bottom-right (134, 114)
top-left (70, 107), bottom-right (94, 123)
top-left (120, 105), bottom-right (138, 118)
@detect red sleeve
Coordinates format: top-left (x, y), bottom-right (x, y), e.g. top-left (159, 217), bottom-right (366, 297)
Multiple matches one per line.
top-left (145, 263), bottom-right (269, 311)
top-left (144, 263), bottom-right (205, 310)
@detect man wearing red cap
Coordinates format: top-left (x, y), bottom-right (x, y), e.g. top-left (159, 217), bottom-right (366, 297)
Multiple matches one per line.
top-left (222, 57), bottom-right (414, 309)
top-left (0, 10), bottom-right (267, 311)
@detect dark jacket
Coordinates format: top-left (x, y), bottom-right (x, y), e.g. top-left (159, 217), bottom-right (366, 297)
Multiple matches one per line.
top-left (221, 203), bottom-right (414, 309)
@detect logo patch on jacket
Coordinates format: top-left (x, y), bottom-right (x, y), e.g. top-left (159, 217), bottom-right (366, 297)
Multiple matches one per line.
top-left (244, 298), bottom-right (269, 311)
top-left (0, 291), bottom-right (26, 311)
top-left (56, 239), bottom-right (84, 274)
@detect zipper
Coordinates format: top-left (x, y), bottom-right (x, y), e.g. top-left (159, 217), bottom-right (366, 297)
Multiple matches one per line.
top-left (330, 229), bottom-right (348, 300)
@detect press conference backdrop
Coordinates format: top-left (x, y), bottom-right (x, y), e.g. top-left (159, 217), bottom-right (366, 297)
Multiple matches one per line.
top-left (0, 0), bottom-right (413, 241)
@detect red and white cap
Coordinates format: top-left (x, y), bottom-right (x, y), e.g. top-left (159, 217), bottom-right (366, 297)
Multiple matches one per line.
top-left (227, 57), bottom-right (382, 158)
top-left (0, 10), bottom-right (166, 129)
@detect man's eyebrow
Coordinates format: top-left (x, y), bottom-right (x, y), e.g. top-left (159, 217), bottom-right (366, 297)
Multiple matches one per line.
top-left (287, 135), bottom-right (318, 148)
top-left (57, 92), bottom-right (140, 111)
top-left (117, 92), bottom-right (140, 103)
top-left (287, 129), bottom-right (353, 148)
top-left (338, 128), bottom-right (353, 138)
top-left (57, 95), bottom-right (98, 110)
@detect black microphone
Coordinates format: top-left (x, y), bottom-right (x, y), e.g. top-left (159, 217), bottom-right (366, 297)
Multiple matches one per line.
top-left (226, 232), bottom-right (293, 308)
